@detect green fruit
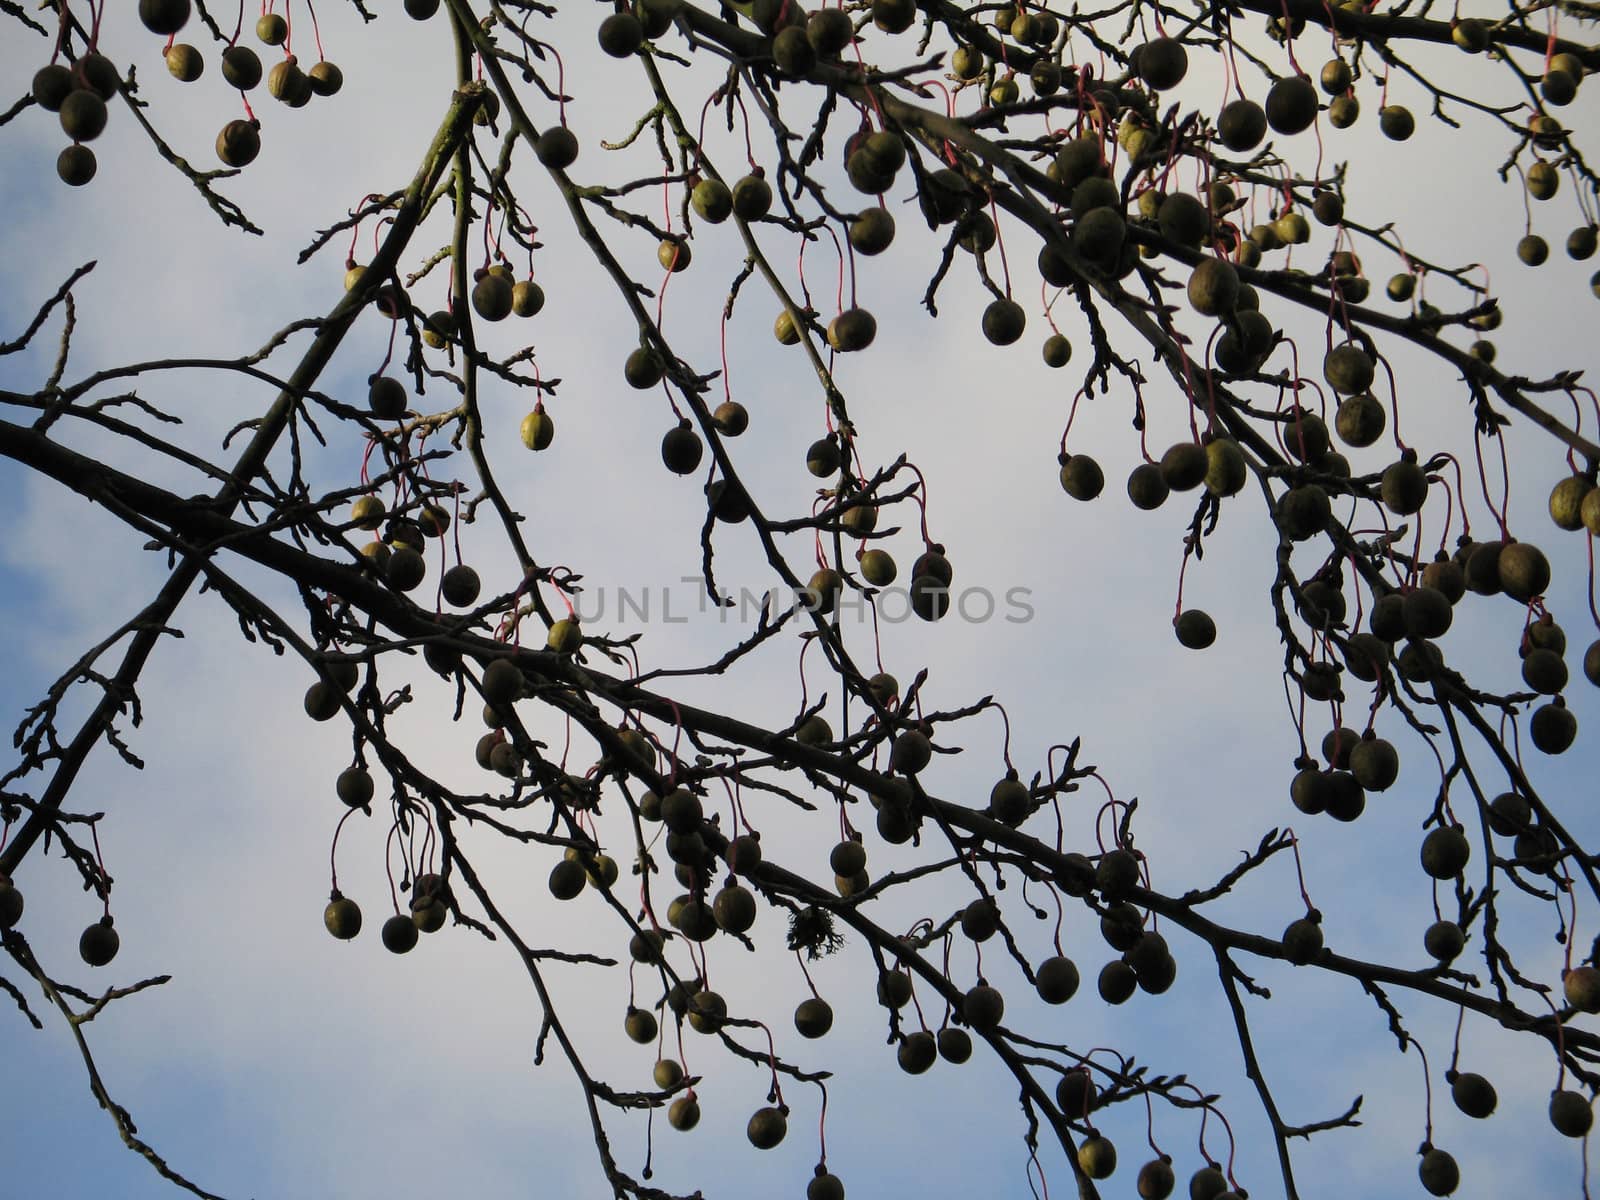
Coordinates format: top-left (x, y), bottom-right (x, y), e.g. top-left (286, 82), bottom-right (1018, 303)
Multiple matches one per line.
top-left (827, 307), bottom-right (877, 352)
top-left (807, 1172), bottom-right (846, 1200)
top-left (1420, 826), bottom-right (1470, 879)
top-left (535, 126), bottom-right (580, 169)
top-left (1158, 193), bottom-right (1209, 246)
top-left (1348, 736), bottom-right (1399, 790)
top-left (1059, 454), bottom-right (1104, 500)
top-left (256, 13), bottom-right (288, 43)
top-left (1550, 1090), bottom-right (1593, 1137)
top-left (963, 983), bottom-right (1005, 1031)
top-left (1519, 234), bottom-right (1550, 266)
top-left (1451, 1071), bottom-right (1497, 1118)
top-left (747, 1106), bottom-right (787, 1149)
top-left (624, 1006), bottom-right (658, 1043)
top-left (1190, 1165), bottom-right (1228, 1200)
top-left (1530, 698), bottom-right (1577, 753)
top-left (1497, 541), bottom-right (1550, 602)
top-left (1209, 438), bottom-right (1248, 496)
top-left (830, 840), bottom-right (866, 877)
top-left (1035, 955), bottom-right (1079, 1003)
top-left (1380, 457), bottom-right (1428, 515)
top-left (1174, 609), bottom-right (1216, 650)
top-left (324, 895), bottom-right (362, 939)
top-left (1549, 474), bottom-right (1593, 529)
top-left (1126, 462), bottom-right (1170, 510)
top-left (31, 64), bottom-right (73, 111)
top-left (858, 548), bottom-right (897, 586)
top-left (1160, 442), bottom-right (1209, 491)
top-left (1078, 1135), bottom-right (1117, 1179)
top-left (982, 298), bottom-right (1026, 345)
top-left (1265, 74), bottom-right (1319, 134)
top-left (60, 90), bottom-right (108, 143)
top-left (381, 913), bottom-right (418, 954)
top-left (1281, 916), bottom-right (1323, 964)
top-left (1138, 1158), bottom-right (1177, 1200)
top-left (712, 884), bottom-right (756, 933)
top-left (308, 60), bottom-right (343, 96)
top-left (1187, 257), bottom-right (1239, 316)
top-left (667, 1096), bottom-right (700, 1131)
top-left (795, 996), bottom-right (833, 1038)
top-left (1056, 1067), bottom-right (1096, 1115)
top-left (690, 178), bottom-right (732, 223)
top-left (937, 1026), bottom-right (972, 1063)
top-left (1379, 105), bottom-right (1415, 140)
top-left (1418, 1148), bottom-right (1459, 1197)
top-left (1137, 37), bottom-right (1188, 90)
top-left (165, 44), bottom-right (204, 83)
top-left (57, 145), bottom-right (97, 187)
top-left (548, 858), bottom-right (586, 899)
top-left (221, 45), bottom-right (264, 90)
top-left (1217, 99), bottom-right (1267, 151)
top-left (1424, 919), bottom-right (1464, 962)
top-left (850, 206), bottom-right (895, 255)
top-left (1565, 965), bottom-right (1600, 1012)
top-left (79, 918), bottom-right (120, 966)
top-left (878, 970), bottom-right (912, 1008)
top-left (598, 10), bottom-right (645, 55)
top-left (1098, 959), bottom-right (1137, 1003)
top-left (1323, 342), bottom-right (1375, 395)
top-left (897, 1030), bottom-right (937, 1073)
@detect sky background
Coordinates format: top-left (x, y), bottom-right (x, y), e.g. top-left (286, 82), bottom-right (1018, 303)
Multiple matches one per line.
top-left (2, 4), bottom-right (1599, 1199)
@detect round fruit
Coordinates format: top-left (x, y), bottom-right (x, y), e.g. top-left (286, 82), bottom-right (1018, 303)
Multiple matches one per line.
top-left (1565, 965), bottom-right (1600, 1012)
top-left (441, 564), bottom-right (481, 608)
top-left (1138, 37), bottom-right (1188, 90)
top-left (1161, 442), bottom-right (1209, 491)
top-left (795, 996), bottom-right (833, 1038)
top-left (807, 1172), bottom-right (846, 1200)
top-left (668, 1096), bottom-right (700, 1131)
top-left (59, 91), bottom-right (108, 143)
top-left (536, 126), bottom-right (580, 168)
top-left (324, 895), bottom-right (362, 940)
top-left (1137, 1157), bottom-right (1176, 1200)
top-left (1379, 104), bottom-right (1415, 140)
top-left (1451, 1071), bottom-right (1497, 1118)
top-left (1423, 920), bottom-right (1464, 962)
top-left (897, 1030), bottom-right (937, 1074)
top-left (1078, 1135), bottom-right (1117, 1179)
top-left (57, 145), bottom-right (97, 187)
top-left (1420, 826), bottom-right (1470, 879)
top-left (982, 298), bottom-right (1026, 345)
top-left (937, 1026), bottom-right (972, 1063)
top-left (828, 307), bottom-right (877, 352)
top-left (1497, 541), bottom-right (1550, 602)
top-left (32, 64), bottom-right (73, 111)
top-left (221, 45), bottom-right (264, 90)
top-left (1418, 1148), bottom-right (1459, 1197)
top-left (79, 918), bottom-right (120, 966)
top-left (1265, 74), bottom-right (1319, 134)
top-left (1187, 257), bottom-right (1239, 316)
top-left (1380, 457), bottom-right (1428, 515)
top-left (516, 408), bottom-right (556, 453)
top-left (1217, 99), bottom-right (1267, 151)
top-left (1282, 916), bottom-right (1323, 964)
top-left (1324, 342), bottom-right (1375, 394)
top-left (1550, 1090), bottom-right (1593, 1137)
top-left (747, 1106), bottom-right (787, 1149)
top-left (165, 43), bottom-right (204, 83)
top-left (548, 858), bottom-right (586, 899)
top-left (1174, 609), bottom-right (1216, 650)
top-left (381, 913), bottom-right (419, 953)
top-left (1127, 462), bottom-right (1170, 510)
top-left (1549, 474), bottom-right (1593, 530)
top-left (1530, 698), bottom-right (1578, 753)
top-left (256, 13), bottom-right (288, 44)
top-left (963, 983), bottom-right (1005, 1031)
top-left (1056, 1067), bottom-right (1096, 1114)
top-left (1059, 454), bottom-right (1105, 501)
top-left (624, 1006), bottom-right (658, 1044)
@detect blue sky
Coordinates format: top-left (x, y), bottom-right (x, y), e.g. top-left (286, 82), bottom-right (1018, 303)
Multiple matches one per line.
top-left (3, 5), bottom-right (1599, 1200)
